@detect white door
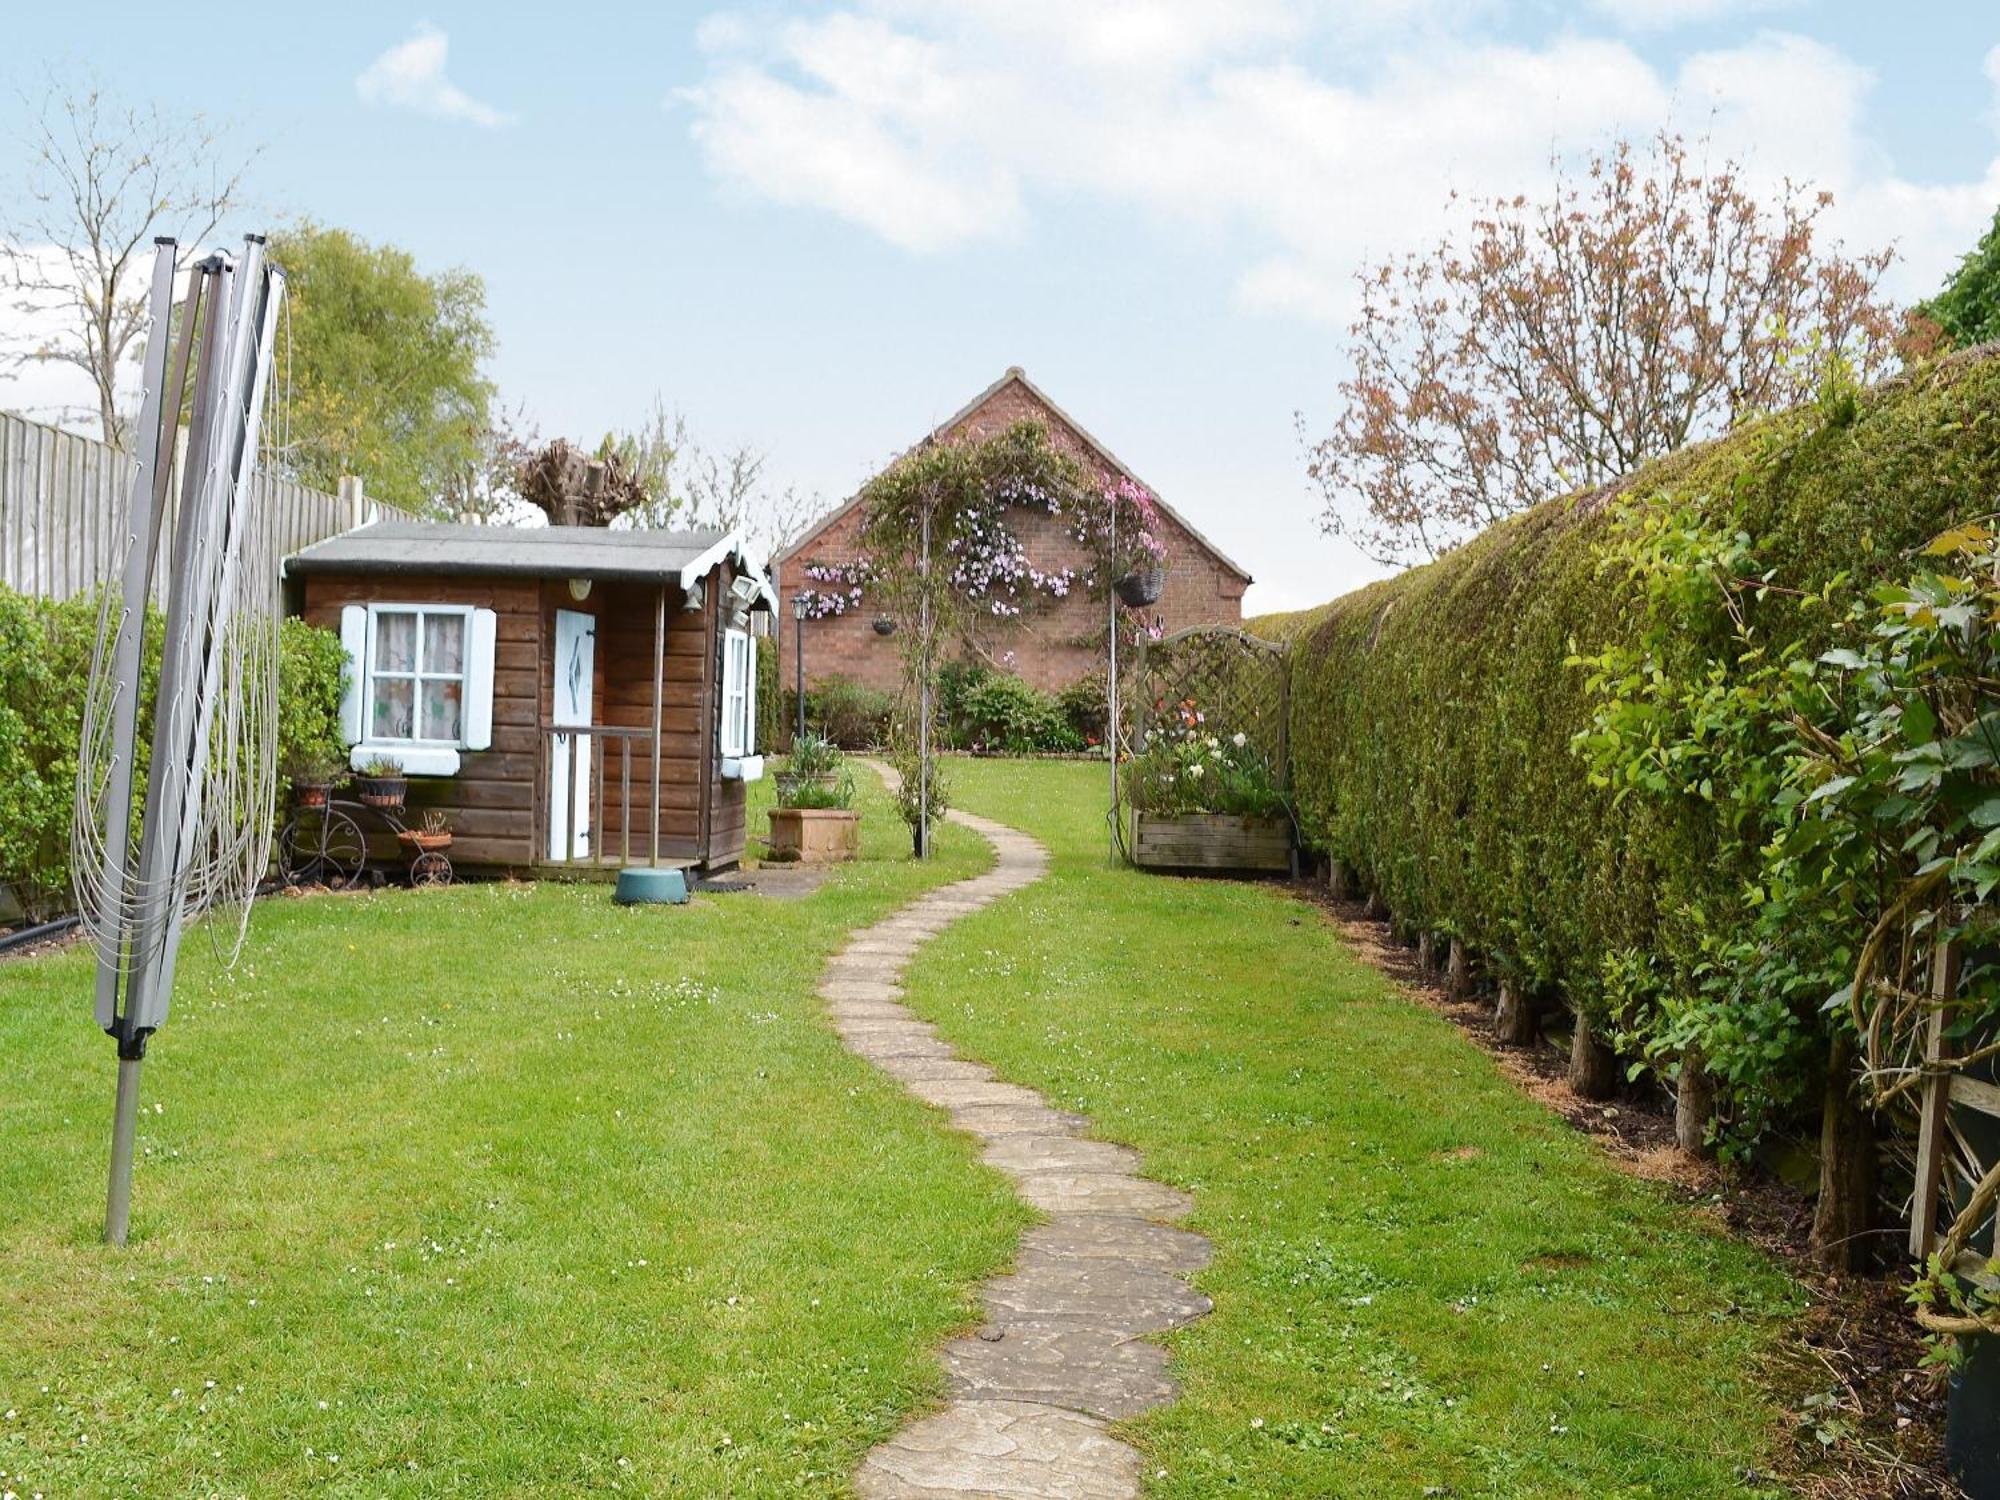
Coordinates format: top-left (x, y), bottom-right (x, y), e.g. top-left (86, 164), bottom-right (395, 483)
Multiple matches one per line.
top-left (549, 609), bottom-right (595, 860)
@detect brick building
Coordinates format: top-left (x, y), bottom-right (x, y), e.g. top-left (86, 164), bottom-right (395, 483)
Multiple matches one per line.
top-left (774, 366), bottom-right (1251, 697)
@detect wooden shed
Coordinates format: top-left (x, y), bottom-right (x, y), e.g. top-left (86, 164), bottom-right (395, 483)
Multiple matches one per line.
top-left (285, 521), bottom-right (775, 874)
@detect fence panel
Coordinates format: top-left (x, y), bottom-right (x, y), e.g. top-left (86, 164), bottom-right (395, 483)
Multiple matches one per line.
top-left (0, 409), bottom-right (392, 603)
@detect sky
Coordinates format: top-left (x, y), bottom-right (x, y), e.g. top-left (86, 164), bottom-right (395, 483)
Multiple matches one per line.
top-left (4, 1), bottom-right (1999, 613)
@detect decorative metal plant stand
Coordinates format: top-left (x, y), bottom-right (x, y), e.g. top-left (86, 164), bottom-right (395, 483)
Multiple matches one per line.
top-left (277, 797), bottom-right (454, 889)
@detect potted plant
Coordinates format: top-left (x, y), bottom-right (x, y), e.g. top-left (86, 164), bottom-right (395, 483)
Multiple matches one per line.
top-left (766, 734), bottom-right (861, 864)
top-left (397, 808), bottom-right (453, 853)
top-left (286, 752), bottom-right (346, 809)
top-left (354, 753), bottom-right (408, 810)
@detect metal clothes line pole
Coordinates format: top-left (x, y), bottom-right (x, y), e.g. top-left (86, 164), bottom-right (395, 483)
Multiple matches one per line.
top-left (1107, 490), bottom-right (1118, 865)
top-left (918, 505), bottom-right (931, 858)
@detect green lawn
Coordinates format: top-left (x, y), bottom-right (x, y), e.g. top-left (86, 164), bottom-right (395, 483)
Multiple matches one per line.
top-left (909, 759), bottom-right (1802, 1499)
top-left (0, 773), bottom-right (1027, 1496)
top-left (0, 760), bottom-right (1801, 1497)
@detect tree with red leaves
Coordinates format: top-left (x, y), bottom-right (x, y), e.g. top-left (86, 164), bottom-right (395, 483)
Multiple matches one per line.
top-left (1305, 135), bottom-right (1910, 566)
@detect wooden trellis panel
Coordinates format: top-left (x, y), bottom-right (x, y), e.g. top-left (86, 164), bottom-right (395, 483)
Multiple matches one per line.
top-left (1127, 626), bottom-right (1290, 791)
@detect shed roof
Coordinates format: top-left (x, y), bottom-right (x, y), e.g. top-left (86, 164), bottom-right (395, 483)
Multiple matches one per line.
top-left (287, 521), bottom-right (777, 607)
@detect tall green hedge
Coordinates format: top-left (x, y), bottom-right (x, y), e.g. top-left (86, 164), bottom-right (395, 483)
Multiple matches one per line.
top-left (1290, 348), bottom-right (2000, 1044)
top-left (0, 585), bottom-right (346, 923)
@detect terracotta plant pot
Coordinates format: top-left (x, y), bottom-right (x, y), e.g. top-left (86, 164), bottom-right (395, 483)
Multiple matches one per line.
top-left (766, 807), bottom-right (861, 864)
top-left (293, 782), bottom-right (331, 809)
top-left (356, 775), bottom-right (407, 810)
top-left (397, 829), bottom-right (453, 854)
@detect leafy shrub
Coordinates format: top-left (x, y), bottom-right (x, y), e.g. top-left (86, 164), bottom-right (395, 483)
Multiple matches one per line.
top-left (1125, 727), bottom-right (1285, 818)
top-left (0, 585), bottom-right (347, 922)
top-left (958, 673), bottom-right (1082, 754)
top-left (937, 658), bottom-right (992, 748)
top-left (755, 632), bottom-right (781, 752)
top-left (807, 674), bottom-right (895, 749)
top-left (1056, 674), bottom-right (1108, 745)
top-left (1287, 347), bottom-right (2000, 1164)
top-left (278, 615), bottom-right (349, 784)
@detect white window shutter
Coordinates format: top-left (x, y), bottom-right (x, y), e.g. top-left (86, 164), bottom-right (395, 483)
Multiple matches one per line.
top-left (337, 605), bottom-right (366, 745)
top-left (745, 637), bottom-right (758, 754)
top-left (464, 607), bottom-right (498, 750)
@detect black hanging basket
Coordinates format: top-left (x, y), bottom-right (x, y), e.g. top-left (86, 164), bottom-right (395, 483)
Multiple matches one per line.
top-left (872, 616), bottom-right (898, 636)
top-left (1114, 564), bottom-right (1165, 608)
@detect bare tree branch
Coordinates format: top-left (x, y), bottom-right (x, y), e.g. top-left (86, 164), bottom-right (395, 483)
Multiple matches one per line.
top-left (1, 69), bottom-right (258, 442)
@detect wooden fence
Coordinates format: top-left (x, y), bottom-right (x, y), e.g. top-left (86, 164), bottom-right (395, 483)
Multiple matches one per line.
top-left (0, 409), bottom-right (390, 602)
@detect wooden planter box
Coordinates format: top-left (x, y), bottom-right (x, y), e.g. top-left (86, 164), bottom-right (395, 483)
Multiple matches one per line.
top-left (766, 807), bottom-right (860, 864)
top-left (1131, 812), bottom-right (1292, 872)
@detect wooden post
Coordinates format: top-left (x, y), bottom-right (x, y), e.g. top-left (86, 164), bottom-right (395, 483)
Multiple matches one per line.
top-left (1911, 937), bottom-right (1960, 1261)
top-left (651, 583), bottom-right (665, 867)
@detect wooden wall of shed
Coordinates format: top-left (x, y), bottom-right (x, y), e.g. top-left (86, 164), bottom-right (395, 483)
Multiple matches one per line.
top-left (301, 572), bottom-right (542, 869)
top-left (303, 567), bottom-right (751, 873)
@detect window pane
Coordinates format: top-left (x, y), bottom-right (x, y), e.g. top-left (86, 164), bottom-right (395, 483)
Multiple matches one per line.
top-left (373, 678), bottom-right (415, 739)
top-left (422, 678), bottom-right (463, 742)
top-left (424, 613), bottom-right (465, 674)
top-left (375, 611), bottom-right (417, 672)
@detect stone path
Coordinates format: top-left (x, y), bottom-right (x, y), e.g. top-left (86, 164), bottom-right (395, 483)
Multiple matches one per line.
top-left (827, 782), bottom-right (1211, 1499)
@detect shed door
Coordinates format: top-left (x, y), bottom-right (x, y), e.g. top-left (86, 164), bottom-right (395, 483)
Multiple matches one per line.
top-left (549, 609), bottom-right (595, 860)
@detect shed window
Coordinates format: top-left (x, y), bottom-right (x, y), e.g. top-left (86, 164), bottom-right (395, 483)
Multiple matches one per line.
top-left (367, 606), bottom-right (469, 743)
top-left (721, 627), bottom-right (756, 759)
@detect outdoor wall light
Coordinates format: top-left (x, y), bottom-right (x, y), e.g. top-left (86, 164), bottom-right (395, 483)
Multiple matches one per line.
top-left (567, 577), bottom-right (593, 602)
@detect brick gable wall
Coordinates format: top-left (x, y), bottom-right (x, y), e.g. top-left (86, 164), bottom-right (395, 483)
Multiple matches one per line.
top-left (777, 379), bottom-right (1246, 697)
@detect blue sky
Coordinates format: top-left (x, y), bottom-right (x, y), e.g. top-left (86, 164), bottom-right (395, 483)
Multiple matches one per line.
top-left (6, 1), bottom-right (2000, 610)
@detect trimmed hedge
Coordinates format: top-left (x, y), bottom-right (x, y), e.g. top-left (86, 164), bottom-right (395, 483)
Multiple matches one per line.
top-left (1290, 349), bottom-right (2000, 1049)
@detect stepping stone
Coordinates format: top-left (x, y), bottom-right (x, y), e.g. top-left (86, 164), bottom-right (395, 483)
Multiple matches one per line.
top-left (1013, 1172), bottom-right (1193, 1220)
top-left (982, 1262), bottom-right (1212, 1337)
top-left (854, 1399), bottom-right (1141, 1500)
top-left (827, 1000), bottom-right (911, 1021)
top-left (981, 1136), bottom-right (1144, 1179)
top-left (906, 1078), bottom-right (1049, 1113)
top-left (1017, 1217), bottom-right (1211, 1276)
top-left (949, 1102), bottom-right (1090, 1138)
top-left (875, 1056), bottom-right (999, 1085)
top-left (847, 1033), bottom-right (959, 1062)
top-left (942, 1326), bottom-right (1178, 1420)
top-left (820, 979), bottom-right (905, 1003)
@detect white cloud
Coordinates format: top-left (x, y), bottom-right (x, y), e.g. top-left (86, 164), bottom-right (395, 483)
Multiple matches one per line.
top-left (681, 4), bottom-right (2000, 324)
top-left (1589, 0), bottom-right (1799, 30)
top-left (356, 24), bottom-right (511, 128)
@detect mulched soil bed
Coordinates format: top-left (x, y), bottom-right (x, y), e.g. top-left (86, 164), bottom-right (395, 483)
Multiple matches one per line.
top-left (1293, 879), bottom-right (1959, 1500)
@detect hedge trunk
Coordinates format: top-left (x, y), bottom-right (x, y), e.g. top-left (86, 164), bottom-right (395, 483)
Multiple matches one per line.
top-left (1445, 939), bottom-right (1473, 1001)
top-left (1494, 981), bottom-right (1538, 1046)
top-left (1567, 1012), bottom-right (1619, 1100)
top-left (1809, 1036), bottom-right (1879, 1272)
top-left (1675, 1051), bottom-right (1714, 1159)
top-left (1415, 932), bottom-right (1437, 975)
top-left (1363, 891), bottom-right (1388, 921)
top-left (1327, 860), bottom-right (1351, 900)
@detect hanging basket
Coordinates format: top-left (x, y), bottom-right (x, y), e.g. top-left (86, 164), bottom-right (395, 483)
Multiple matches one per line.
top-left (1114, 564), bottom-right (1165, 608)
top-left (872, 616), bottom-right (898, 637)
